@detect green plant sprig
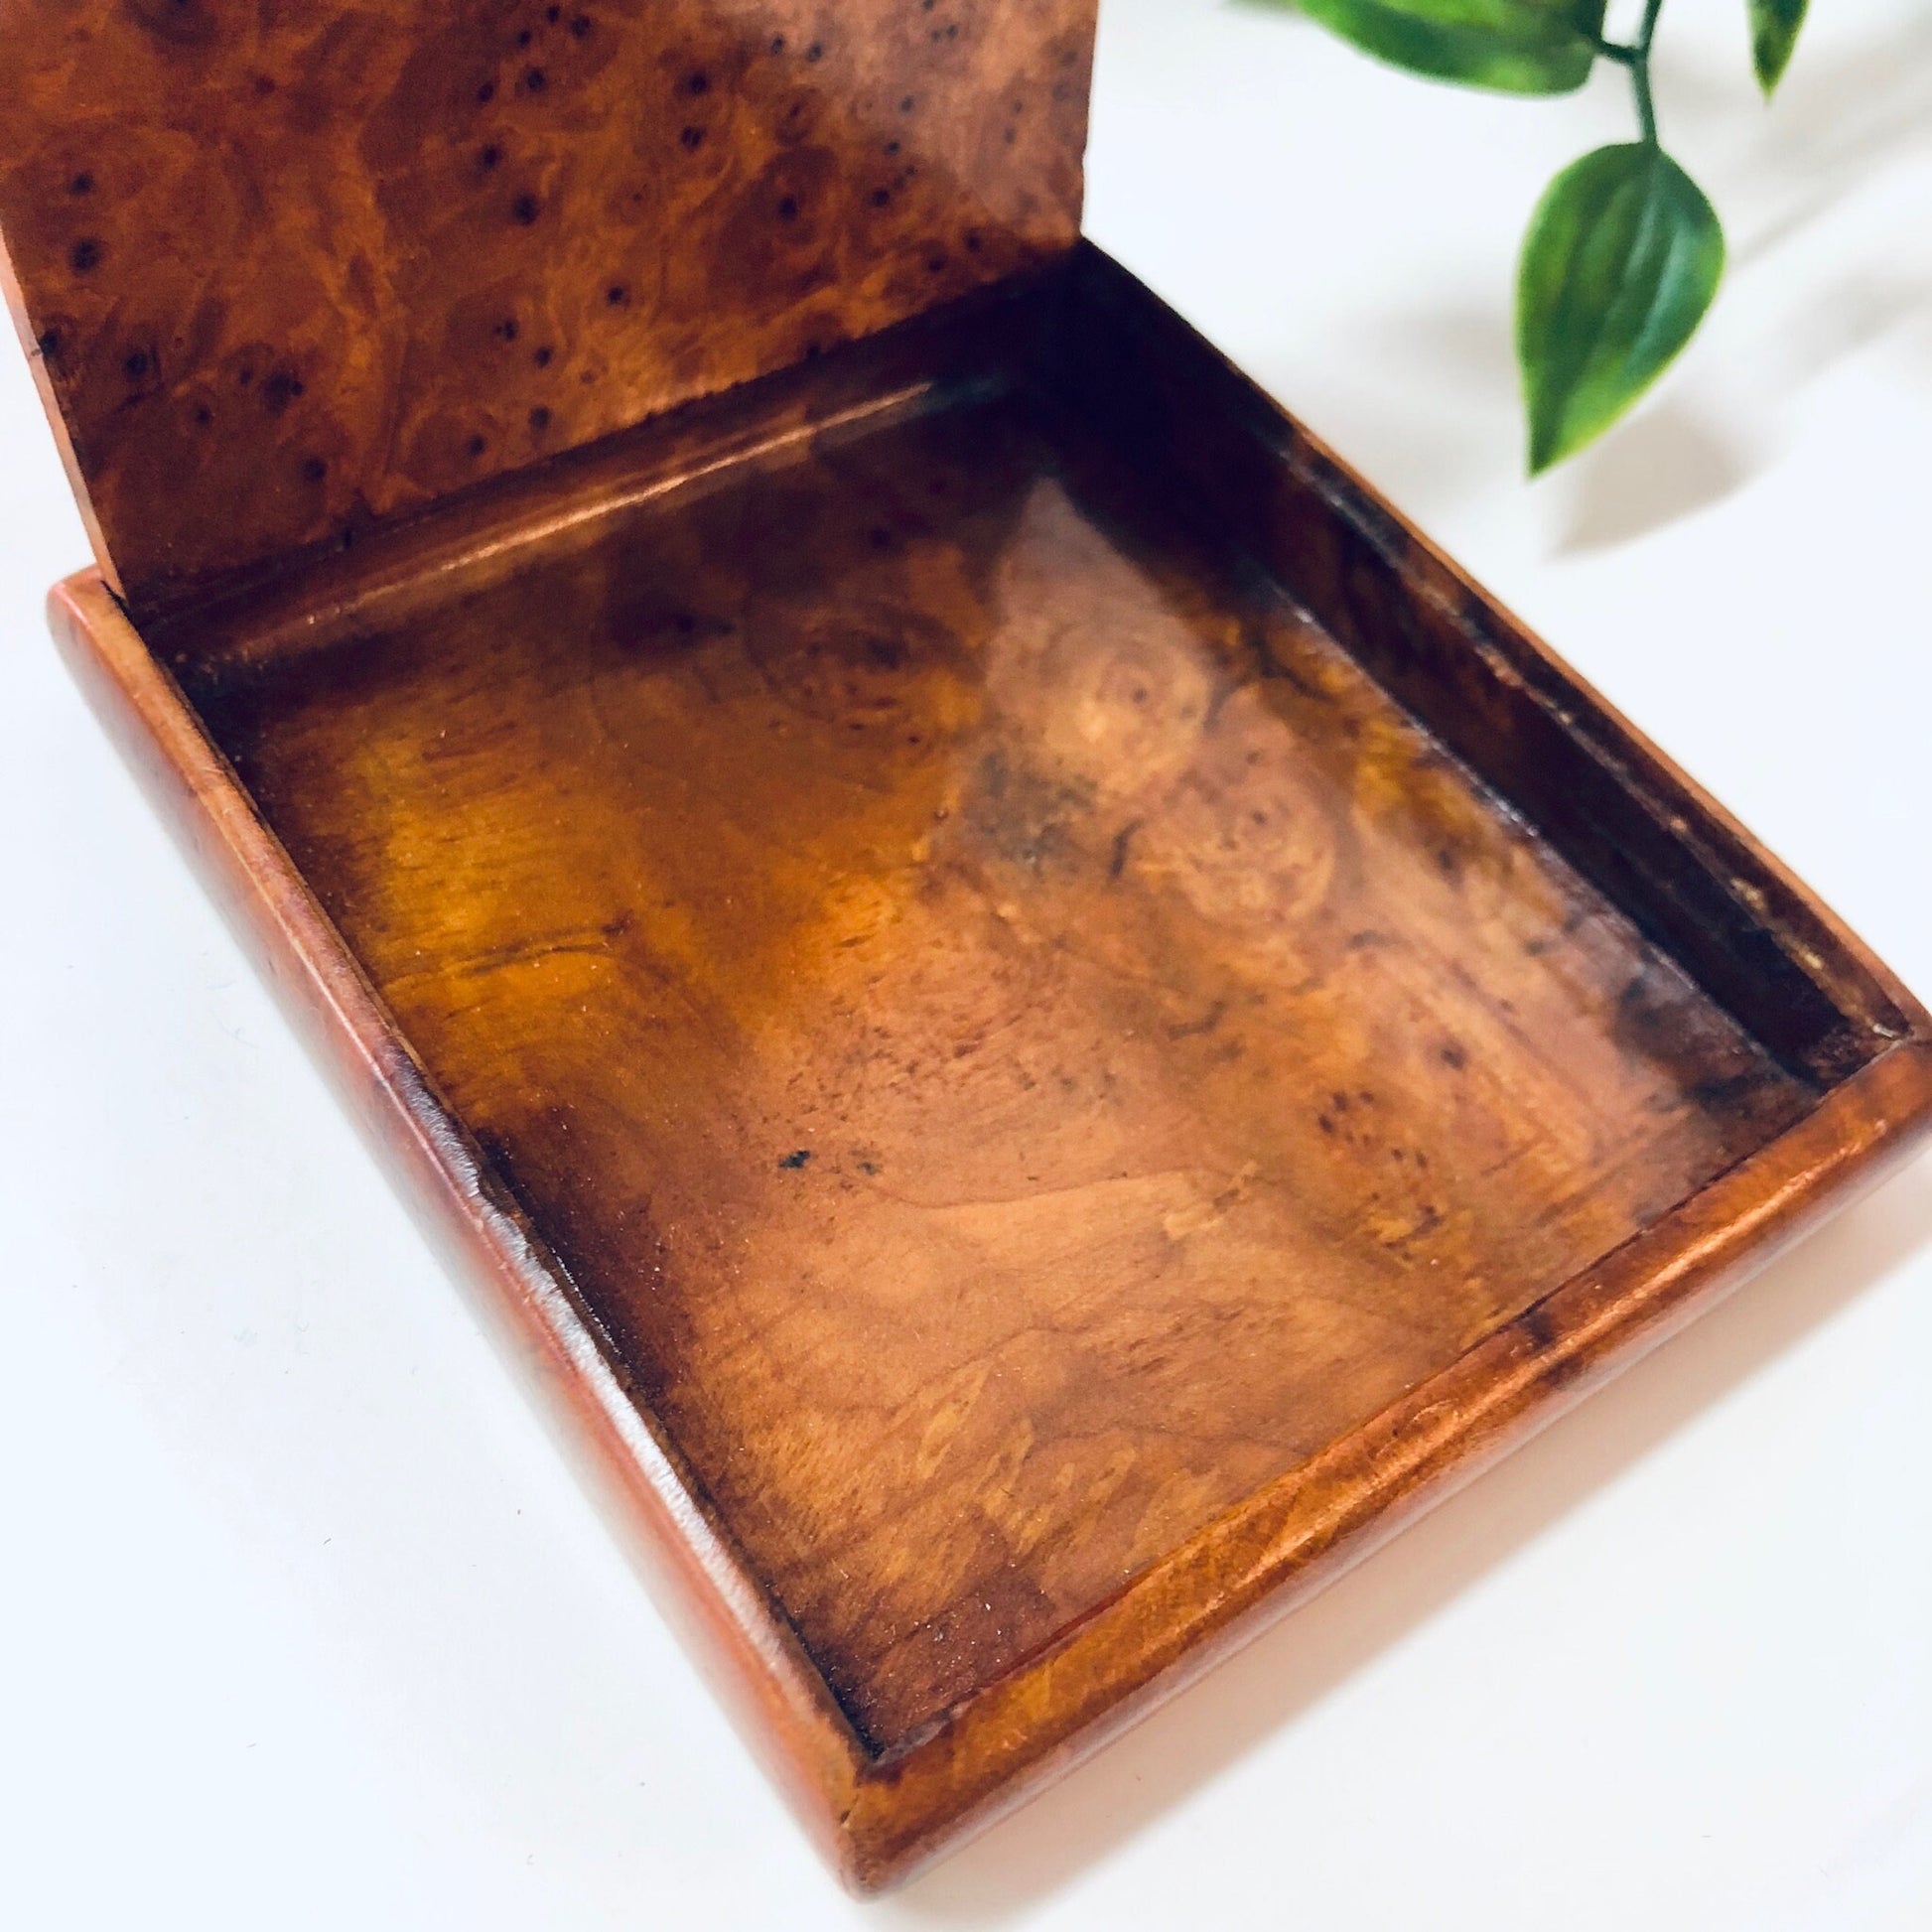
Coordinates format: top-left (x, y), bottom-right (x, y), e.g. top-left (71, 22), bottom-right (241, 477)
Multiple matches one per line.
top-left (1265, 0), bottom-right (1810, 470)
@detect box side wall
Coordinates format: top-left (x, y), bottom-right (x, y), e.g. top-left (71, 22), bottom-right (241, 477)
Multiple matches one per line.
top-left (1038, 245), bottom-right (1924, 1086)
top-left (45, 572), bottom-right (876, 1886)
top-left (845, 1033), bottom-right (1932, 1887)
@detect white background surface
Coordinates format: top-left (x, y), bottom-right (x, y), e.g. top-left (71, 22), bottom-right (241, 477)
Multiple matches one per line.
top-left (4, 1), bottom-right (1930, 1925)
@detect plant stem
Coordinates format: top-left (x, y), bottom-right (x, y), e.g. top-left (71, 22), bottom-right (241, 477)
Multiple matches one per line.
top-left (1631, 52), bottom-right (1656, 144)
top-left (1595, 0), bottom-right (1667, 146)
top-left (1632, 0), bottom-right (1665, 145)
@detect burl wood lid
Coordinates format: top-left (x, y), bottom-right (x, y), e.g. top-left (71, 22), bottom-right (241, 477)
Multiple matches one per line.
top-left (0, 0), bottom-right (1095, 611)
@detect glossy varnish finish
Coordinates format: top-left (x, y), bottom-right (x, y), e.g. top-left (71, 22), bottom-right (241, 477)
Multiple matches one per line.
top-left (46, 254), bottom-right (1932, 1888)
top-left (9, 0), bottom-right (1931, 1893)
top-left (184, 372), bottom-right (1815, 1752)
top-left (0, 0), bottom-right (1092, 606)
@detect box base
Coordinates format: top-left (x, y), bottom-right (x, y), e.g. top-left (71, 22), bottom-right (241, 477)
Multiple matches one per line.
top-left (187, 368), bottom-right (1815, 1754)
top-left (56, 247), bottom-right (1932, 1887)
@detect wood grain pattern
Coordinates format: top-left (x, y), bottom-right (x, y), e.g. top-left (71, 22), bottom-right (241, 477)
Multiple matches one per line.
top-left (29, 229), bottom-right (1932, 1888)
top-left (182, 373), bottom-right (1820, 1752)
top-left (1046, 247), bottom-right (1899, 1087)
top-left (0, 0), bottom-right (1093, 608)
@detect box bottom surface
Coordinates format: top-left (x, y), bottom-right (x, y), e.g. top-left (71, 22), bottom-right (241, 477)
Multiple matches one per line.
top-left (182, 374), bottom-right (1813, 1754)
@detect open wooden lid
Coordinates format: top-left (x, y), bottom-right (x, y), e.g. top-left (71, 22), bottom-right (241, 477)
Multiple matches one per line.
top-left (0, 0), bottom-right (1095, 612)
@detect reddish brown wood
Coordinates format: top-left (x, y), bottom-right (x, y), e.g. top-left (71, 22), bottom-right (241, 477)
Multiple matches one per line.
top-left (168, 358), bottom-right (1821, 1757)
top-left (8, 0), bottom-right (1930, 1894)
top-left (41, 258), bottom-right (1932, 1888)
top-left (0, 0), bottom-right (1093, 609)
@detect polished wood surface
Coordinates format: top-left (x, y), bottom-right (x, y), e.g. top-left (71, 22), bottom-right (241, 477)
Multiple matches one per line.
top-left (47, 258), bottom-right (1932, 1883)
top-left (0, 0), bottom-right (1093, 609)
top-left (184, 364), bottom-right (1814, 1755)
top-left (1044, 249), bottom-right (1900, 1088)
top-left (7, 0), bottom-right (1927, 1873)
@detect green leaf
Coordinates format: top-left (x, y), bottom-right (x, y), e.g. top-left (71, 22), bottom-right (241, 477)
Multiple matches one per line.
top-left (1281, 0), bottom-right (1607, 95)
top-left (1516, 144), bottom-right (1725, 474)
top-left (1749, 0), bottom-right (1808, 94)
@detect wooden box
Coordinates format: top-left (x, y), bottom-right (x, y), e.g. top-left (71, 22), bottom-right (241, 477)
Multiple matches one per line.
top-left (6, 0), bottom-right (1928, 1892)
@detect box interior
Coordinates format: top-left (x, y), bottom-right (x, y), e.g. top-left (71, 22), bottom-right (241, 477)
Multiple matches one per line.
top-left (161, 266), bottom-right (1825, 1755)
